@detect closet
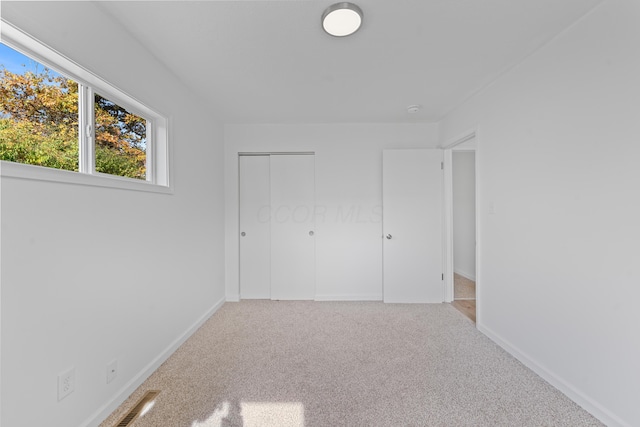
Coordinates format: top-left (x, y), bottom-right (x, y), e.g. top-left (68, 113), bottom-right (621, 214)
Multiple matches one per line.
top-left (239, 154), bottom-right (316, 300)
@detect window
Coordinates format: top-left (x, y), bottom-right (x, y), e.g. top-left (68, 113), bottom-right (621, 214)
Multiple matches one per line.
top-left (94, 93), bottom-right (147, 180)
top-left (0, 20), bottom-right (169, 191)
top-left (0, 44), bottom-right (80, 172)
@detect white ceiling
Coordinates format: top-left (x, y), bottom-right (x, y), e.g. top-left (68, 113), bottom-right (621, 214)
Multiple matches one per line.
top-left (97, 0), bottom-right (601, 124)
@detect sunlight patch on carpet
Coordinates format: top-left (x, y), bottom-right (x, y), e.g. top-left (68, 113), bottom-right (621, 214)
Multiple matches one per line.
top-left (241, 402), bottom-right (304, 427)
top-left (191, 401), bottom-right (304, 427)
top-left (191, 401), bottom-right (229, 427)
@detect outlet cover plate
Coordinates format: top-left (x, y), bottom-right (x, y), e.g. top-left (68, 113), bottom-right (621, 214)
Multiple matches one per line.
top-left (58, 367), bottom-right (75, 401)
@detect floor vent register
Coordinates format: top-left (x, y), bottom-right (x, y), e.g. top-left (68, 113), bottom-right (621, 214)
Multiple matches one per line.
top-left (115, 390), bottom-right (160, 427)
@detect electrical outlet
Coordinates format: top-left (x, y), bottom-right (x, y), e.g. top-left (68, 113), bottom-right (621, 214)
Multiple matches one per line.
top-left (106, 359), bottom-right (118, 384)
top-left (58, 367), bottom-right (75, 401)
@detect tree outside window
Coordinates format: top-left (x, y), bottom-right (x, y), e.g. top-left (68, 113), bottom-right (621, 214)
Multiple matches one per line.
top-left (0, 43), bottom-right (147, 180)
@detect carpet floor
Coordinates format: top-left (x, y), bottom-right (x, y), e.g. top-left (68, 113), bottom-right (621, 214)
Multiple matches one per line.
top-left (100, 301), bottom-right (602, 427)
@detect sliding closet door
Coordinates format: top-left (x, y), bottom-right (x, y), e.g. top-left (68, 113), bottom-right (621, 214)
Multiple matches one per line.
top-left (270, 154), bottom-right (316, 300)
top-left (239, 155), bottom-right (271, 299)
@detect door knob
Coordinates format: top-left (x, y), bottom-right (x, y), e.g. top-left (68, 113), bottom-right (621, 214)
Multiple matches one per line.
top-left (241, 231), bottom-right (246, 237)
top-left (386, 234), bottom-right (392, 239)
top-left (309, 231), bottom-right (314, 236)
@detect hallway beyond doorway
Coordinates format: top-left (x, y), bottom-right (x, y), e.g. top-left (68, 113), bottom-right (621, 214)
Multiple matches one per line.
top-left (452, 273), bottom-right (476, 322)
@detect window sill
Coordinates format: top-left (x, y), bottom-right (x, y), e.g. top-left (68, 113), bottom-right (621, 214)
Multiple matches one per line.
top-left (0, 161), bottom-right (173, 194)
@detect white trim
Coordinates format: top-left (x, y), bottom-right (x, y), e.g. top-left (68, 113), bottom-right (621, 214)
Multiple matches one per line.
top-left (443, 149), bottom-right (454, 302)
top-left (154, 116), bottom-right (171, 188)
top-left (314, 294), bottom-right (383, 301)
top-left (440, 127), bottom-right (477, 149)
top-left (478, 323), bottom-right (631, 427)
top-left (473, 130), bottom-right (481, 326)
top-left (0, 161), bottom-right (172, 194)
top-left (146, 119), bottom-right (154, 184)
top-left (443, 129), bottom-right (479, 311)
top-left (226, 294), bottom-right (240, 302)
top-left (78, 84), bottom-right (95, 175)
top-left (80, 297), bottom-right (226, 427)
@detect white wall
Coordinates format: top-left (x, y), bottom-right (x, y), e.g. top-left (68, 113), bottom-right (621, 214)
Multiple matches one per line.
top-left (0, 3), bottom-right (225, 427)
top-left (439, 0), bottom-right (640, 425)
top-left (452, 151), bottom-right (476, 281)
top-left (225, 123), bottom-right (439, 301)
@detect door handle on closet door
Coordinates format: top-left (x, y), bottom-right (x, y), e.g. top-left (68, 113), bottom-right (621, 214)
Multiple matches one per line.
top-left (309, 231), bottom-right (314, 236)
top-left (386, 234), bottom-right (392, 239)
top-left (241, 232), bottom-right (246, 237)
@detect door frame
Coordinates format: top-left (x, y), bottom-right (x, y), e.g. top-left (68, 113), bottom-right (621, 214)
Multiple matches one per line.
top-left (441, 128), bottom-right (480, 323)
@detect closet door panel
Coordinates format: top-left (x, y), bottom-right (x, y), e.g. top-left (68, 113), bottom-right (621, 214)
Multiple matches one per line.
top-left (239, 155), bottom-right (271, 299)
top-left (270, 155), bottom-right (315, 300)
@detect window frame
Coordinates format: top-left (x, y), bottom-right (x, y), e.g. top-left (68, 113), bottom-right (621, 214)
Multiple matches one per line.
top-left (0, 20), bottom-right (171, 193)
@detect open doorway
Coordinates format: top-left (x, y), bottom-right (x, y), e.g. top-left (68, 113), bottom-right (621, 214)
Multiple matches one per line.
top-left (442, 130), bottom-right (478, 323)
top-left (450, 147), bottom-right (476, 322)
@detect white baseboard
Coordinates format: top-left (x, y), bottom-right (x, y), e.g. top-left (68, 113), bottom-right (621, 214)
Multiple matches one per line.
top-left (454, 269), bottom-right (476, 281)
top-left (229, 295), bottom-right (382, 302)
top-left (314, 294), bottom-right (382, 301)
top-left (81, 297), bottom-right (226, 427)
top-left (478, 323), bottom-right (630, 427)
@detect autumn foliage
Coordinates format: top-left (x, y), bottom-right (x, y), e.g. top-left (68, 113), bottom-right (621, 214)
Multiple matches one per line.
top-left (0, 66), bottom-right (146, 179)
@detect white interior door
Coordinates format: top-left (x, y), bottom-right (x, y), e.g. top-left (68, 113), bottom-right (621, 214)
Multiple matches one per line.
top-left (270, 154), bottom-right (315, 300)
top-left (383, 149), bottom-right (443, 303)
top-left (239, 155), bottom-right (271, 299)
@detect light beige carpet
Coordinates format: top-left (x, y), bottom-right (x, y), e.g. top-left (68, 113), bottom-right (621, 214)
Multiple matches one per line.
top-left (454, 273), bottom-right (476, 300)
top-left (100, 301), bottom-right (602, 427)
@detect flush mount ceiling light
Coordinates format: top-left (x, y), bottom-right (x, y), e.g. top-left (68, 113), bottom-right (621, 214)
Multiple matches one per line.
top-left (322, 2), bottom-right (363, 37)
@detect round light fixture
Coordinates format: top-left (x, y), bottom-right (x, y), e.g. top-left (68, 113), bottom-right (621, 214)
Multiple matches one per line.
top-left (322, 3), bottom-right (363, 37)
